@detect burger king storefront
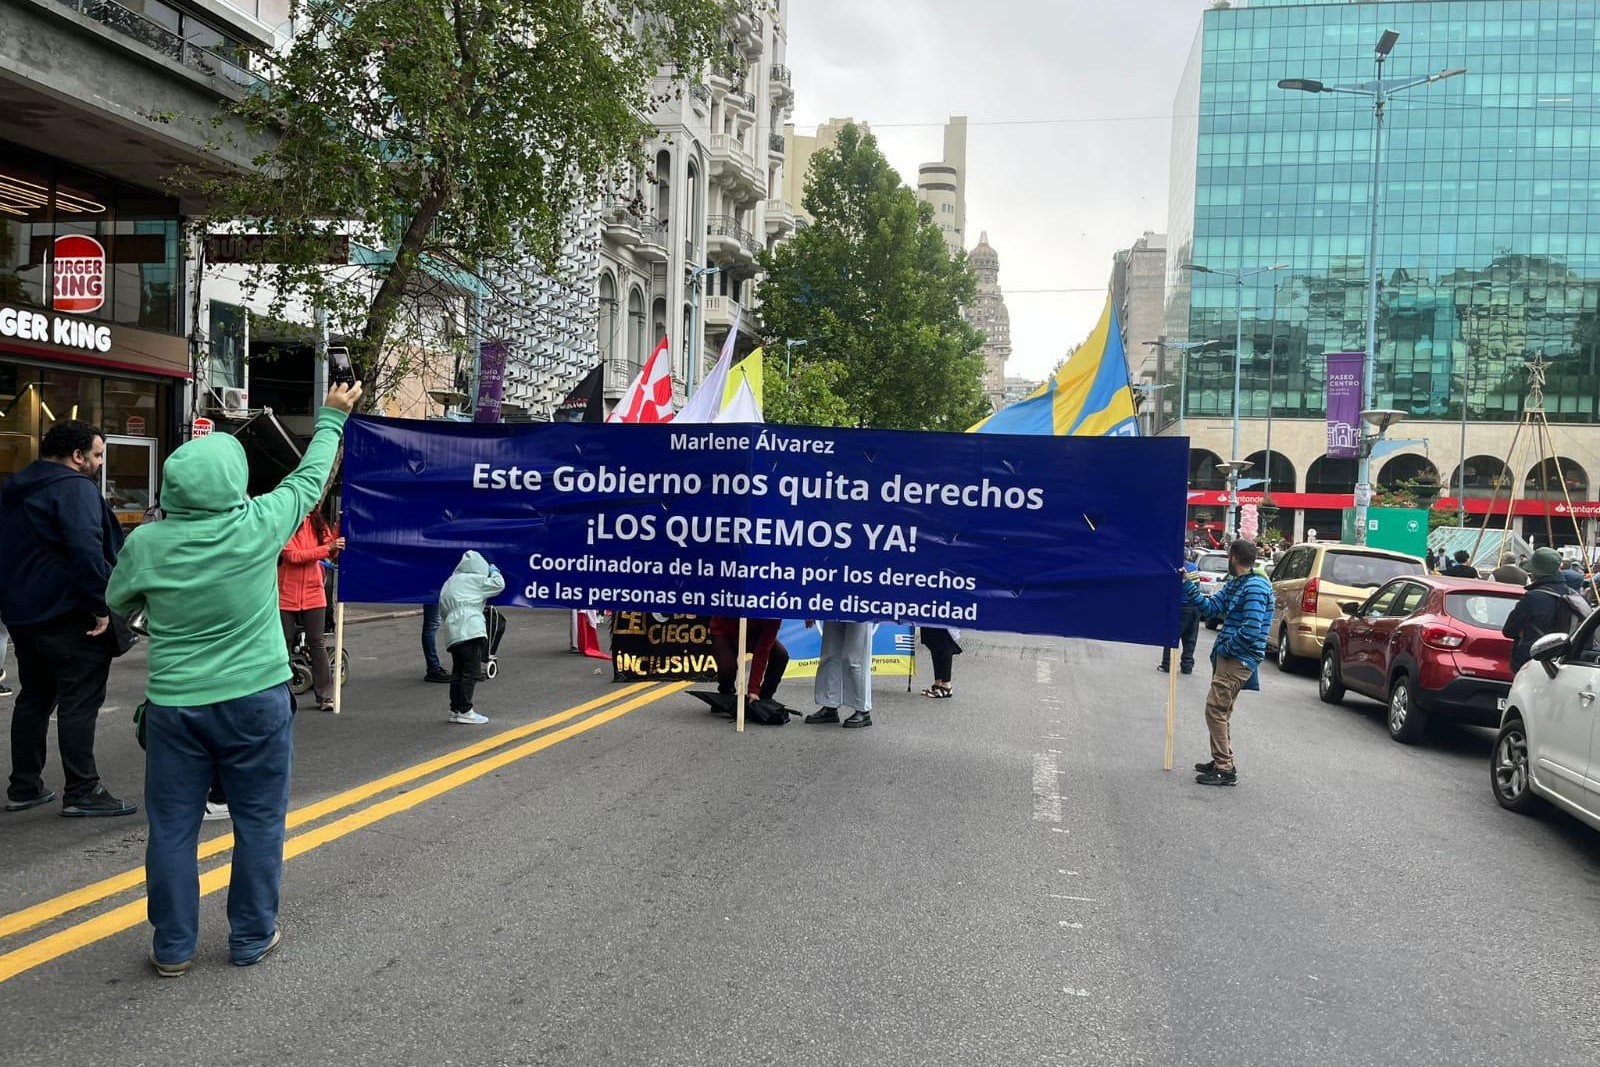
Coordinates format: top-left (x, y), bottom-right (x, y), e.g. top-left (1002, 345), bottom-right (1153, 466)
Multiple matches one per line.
top-left (1, 141), bottom-right (186, 530)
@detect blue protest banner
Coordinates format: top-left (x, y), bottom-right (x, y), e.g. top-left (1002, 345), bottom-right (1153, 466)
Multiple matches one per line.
top-left (338, 417), bottom-right (1187, 646)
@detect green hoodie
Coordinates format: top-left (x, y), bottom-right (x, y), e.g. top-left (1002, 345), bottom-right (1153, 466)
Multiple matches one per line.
top-left (107, 407), bottom-right (348, 706)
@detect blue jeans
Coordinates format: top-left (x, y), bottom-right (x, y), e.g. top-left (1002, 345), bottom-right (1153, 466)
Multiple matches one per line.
top-left (144, 684), bottom-right (294, 965)
top-left (422, 603), bottom-right (442, 674)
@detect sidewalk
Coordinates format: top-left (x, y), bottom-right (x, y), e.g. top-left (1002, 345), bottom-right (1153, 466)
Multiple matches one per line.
top-left (0, 607), bottom-right (616, 920)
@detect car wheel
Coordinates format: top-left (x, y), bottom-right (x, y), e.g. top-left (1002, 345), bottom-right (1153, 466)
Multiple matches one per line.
top-left (1491, 717), bottom-right (1544, 814)
top-left (1276, 626), bottom-right (1300, 672)
top-left (1319, 644), bottom-right (1346, 703)
top-left (1386, 675), bottom-right (1428, 744)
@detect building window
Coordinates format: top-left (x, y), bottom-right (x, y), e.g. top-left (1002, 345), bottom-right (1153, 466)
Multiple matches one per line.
top-left (628, 287), bottom-right (646, 371)
top-left (598, 272), bottom-right (618, 364)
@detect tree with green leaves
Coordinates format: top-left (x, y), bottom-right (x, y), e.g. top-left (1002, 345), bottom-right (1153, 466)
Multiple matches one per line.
top-left (196, 0), bottom-right (728, 401)
top-left (761, 358), bottom-right (854, 428)
top-left (757, 124), bottom-right (988, 431)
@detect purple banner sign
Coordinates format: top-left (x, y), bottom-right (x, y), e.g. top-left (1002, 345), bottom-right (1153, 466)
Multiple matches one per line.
top-left (1325, 351), bottom-right (1364, 458)
top-left (473, 341), bottom-right (510, 424)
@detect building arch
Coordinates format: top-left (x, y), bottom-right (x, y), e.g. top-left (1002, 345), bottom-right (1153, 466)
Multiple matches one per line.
top-left (1447, 455), bottom-right (1510, 498)
top-left (1243, 450), bottom-right (1296, 495)
top-left (1306, 455), bottom-right (1358, 494)
top-left (1189, 448), bottom-right (1226, 489)
top-left (597, 271), bottom-right (618, 364)
top-left (627, 286), bottom-right (646, 370)
top-left (1523, 457), bottom-right (1588, 499)
top-left (1377, 453), bottom-right (1439, 489)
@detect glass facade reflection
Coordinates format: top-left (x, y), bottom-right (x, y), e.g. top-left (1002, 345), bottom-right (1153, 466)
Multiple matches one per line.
top-left (1165, 0), bottom-right (1600, 429)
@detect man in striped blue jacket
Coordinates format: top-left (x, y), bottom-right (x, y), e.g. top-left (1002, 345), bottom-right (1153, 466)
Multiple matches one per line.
top-left (1182, 539), bottom-right (1274, 787)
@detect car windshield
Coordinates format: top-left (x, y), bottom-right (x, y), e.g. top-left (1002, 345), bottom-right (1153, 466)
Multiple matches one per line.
top-left (1445, 592), bottom-right (1519, 630)
top-left (1322, 551), bottom-right (1422, 589)
top-left (1197, 556), bottom-right (1229, 573)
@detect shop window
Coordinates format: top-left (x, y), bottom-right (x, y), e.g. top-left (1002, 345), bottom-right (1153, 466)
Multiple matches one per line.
top-left (102, 377), bottom-right (159, 439)
top-left (0, 361), bottom-right (41, 488)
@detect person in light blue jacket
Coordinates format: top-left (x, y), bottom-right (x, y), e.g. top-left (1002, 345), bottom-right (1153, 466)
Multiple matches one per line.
top-left (438, 551), bottom-right (505, 725)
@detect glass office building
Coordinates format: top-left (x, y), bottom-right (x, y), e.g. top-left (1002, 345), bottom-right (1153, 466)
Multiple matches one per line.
top-left (1165, 0), bottom-right (1600, 540)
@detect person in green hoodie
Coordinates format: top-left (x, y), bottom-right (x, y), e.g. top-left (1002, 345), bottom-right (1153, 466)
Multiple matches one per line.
top-left (107, 382), bottom-right (361, 977)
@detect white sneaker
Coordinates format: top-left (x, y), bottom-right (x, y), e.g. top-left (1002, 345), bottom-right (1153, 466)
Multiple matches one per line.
top-left (449, 710), bottom-right (488, 725)
top-left (203, 801), bottom-right (231, 821)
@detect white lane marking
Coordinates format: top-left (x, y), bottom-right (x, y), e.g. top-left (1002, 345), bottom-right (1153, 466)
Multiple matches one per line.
top-left (1062, 988), bottom-right (1091, 998)
top-left (1058, 921), bottom-right (1084, 929)
top-left (1050, 895), bottom-right (1097, 902)
top-left (1056, 869), bottom-right (1080, 876)
top-left (1032, 752), bottom-right (1062, 822)
top-left (1036, 660), bottom-right (1054, 685)
top-left (1050, 826), bottom-right (1070, 834)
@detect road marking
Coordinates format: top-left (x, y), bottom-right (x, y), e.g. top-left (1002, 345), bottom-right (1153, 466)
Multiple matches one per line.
top-left (1050, 895), bottom-right (1097, 902)
top-left (1056, 869), bottom-right (1079, 876)
top-left (0, 682), bottom-right (661, 942)
top-left (0, 681), bottom-right (686, 984)
top-left (1057, 921), bottom-right (1084, 929)
top-left (1062, 987), bottom-right (1091, 998)
top-left (1036, 660), bottom-right (1054, 685)
top-left (1031, 752), bottom-right (1061, 822)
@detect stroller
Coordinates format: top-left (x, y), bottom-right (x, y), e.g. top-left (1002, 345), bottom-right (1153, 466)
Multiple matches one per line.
top-left (481, 606), bottom-right (507, 680)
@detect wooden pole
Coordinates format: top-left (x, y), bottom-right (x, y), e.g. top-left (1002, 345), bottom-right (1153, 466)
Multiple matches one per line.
top-left (735, 617), bottom-right (748, 733)
top-left (1164, 646), bottom-right (1179, 771)
top-left (331, 601), bottom-right (346, 716)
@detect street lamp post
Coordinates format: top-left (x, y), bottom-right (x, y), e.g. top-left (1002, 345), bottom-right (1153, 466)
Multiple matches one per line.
top-left (1142, 338), bottom-right (1223, 437)
top-left (1280, 31), bottom-right (1465, 545)
top-left (785, 337), bottom-right (810, 378)
top-left (1262, 280), bottom-right (1283, 532)
top-left (1179, 262), bottom-right (1287, 535)
top-left (686, 264), bottom-right (722, 394)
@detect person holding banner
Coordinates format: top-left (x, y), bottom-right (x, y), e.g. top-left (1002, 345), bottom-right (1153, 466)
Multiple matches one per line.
top-left (107, 381), bottom-right (361, 975)
top-left (709, 617), bottom-right (789, 704)
top-left (1182, 539), bottom-right (1272, 788)
top-left (806, 620), bottom-right (873, 729)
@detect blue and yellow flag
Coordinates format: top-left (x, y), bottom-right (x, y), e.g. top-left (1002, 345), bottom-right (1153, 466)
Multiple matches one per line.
top-left (971, 294), bottom-right (1139, 437)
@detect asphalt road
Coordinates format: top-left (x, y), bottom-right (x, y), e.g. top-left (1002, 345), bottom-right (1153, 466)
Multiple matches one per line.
top-left (1, 611), bottom-right (1597, 1066)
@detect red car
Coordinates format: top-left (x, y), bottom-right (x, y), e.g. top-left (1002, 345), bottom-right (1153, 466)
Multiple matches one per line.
top-left (1318, 575), bottom-right (1520, 744)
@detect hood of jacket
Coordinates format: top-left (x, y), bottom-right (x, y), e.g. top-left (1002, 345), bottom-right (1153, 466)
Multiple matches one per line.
top-left (453, 550), bottom-right (490, 577)
top-left (159, 434), bottom-right (249, 518)
top-left (1528, 573), bottom-right (1570, 595)
top-left (0, 459), bottom-right (88, 507)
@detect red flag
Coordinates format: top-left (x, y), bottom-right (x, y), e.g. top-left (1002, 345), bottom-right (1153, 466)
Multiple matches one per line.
top-left (608, 337), bottom-right (675, 424)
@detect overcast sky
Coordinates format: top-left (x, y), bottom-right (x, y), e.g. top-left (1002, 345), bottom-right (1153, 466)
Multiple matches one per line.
top-left (787, 0), bottom-right (1206, 381)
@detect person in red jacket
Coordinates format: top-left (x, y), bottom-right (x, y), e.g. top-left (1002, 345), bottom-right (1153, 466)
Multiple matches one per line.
top-left (278, 509), bottom-right (343, 711)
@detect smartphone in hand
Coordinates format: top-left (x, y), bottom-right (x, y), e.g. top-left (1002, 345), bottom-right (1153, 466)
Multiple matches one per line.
top-left (327, 345), bottom-right (356, 387)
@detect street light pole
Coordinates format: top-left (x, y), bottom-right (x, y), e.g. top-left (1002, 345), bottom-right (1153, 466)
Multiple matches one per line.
top-left (1179, 262), bottom-right (1287, 537)
top-left (1280, 34), bottom-right (1465, 545)
top-left (686, 264), bottom-right (721, 394)
top-left (1264, 279), bottom-right (1282, 506)
top-left (1141, 338), bottom-right (1223, 438)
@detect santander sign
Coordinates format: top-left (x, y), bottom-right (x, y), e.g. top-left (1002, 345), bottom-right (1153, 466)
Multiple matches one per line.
top-left (53, 234), bottom-right (106, 314)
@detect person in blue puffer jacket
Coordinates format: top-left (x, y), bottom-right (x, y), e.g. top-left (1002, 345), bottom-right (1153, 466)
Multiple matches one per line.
top-left (1182, 539), bottom-right (1273, 787)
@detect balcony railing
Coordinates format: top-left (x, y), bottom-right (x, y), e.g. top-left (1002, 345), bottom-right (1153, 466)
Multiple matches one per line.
top-left (729, 91), bottom-right (757, 114)
top-left (689, 83), bottom-right (711, 104)
top-left (769, 133), bottom-right (785, 155)
top-left (56, 0), bottom-right (262, 88)
top-left (771, 64), bottom-right (792, 87)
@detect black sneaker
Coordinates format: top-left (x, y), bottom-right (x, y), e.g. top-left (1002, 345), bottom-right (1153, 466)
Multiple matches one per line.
top-left (5, 788), bottom-right (56, 812)
top-left (61, 786), bottom-right (139, 818)
top-left (1194, 760), bottom-right (1216, 774)
top-left (1195, 768), bottom-right (1237, 787)
top-left (424, 669), bottom-right (452, 684)
top-left (1157, 664), bottom-right (1171, 673)
top-left (841, 710), bottom-right (872, 729)
top-left (805, 707), bottom-right (840, 724)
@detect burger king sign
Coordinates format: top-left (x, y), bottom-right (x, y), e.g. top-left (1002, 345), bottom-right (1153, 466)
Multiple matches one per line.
top-left (53, 234), bottom-right (106, 314)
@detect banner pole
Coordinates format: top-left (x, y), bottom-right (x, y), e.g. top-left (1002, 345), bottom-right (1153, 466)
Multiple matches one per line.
top-left (332, 601), bottom-right (346, 716)
top-left (1163, 646), bottom-right (1178, 770)
top-left (908, 624), bottom-right (916, 692)
top-left (736, 617), bottom-right (748, 733)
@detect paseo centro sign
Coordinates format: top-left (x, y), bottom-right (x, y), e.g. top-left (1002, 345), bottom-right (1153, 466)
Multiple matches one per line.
top-left (0, 306), bottom-right (113, 354)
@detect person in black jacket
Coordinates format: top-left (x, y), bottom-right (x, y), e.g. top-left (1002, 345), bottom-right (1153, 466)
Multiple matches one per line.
top-left (1503, 548), bottom-right (1590, 672)
top-left (1442, 550), bottom-right (1479, 578)
top-left (0, 421), bottom-right (135, 817)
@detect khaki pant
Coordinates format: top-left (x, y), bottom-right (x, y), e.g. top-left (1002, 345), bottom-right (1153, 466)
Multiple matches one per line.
top-left (1204, 657), bottom-right (1253, 772)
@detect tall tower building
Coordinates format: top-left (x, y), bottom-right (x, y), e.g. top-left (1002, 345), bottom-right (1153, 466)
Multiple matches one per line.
top-left (916, 116), bottom-right (967, 255)
top-left (783, 117), bottom-right (866, 224)
top-left (967, 232), bottom-right (1011, 411)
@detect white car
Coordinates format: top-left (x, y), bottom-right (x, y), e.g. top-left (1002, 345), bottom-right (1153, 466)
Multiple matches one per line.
top-left (1192, 551), bottom-right (1231, 629)
top-left (1491, 619), bottom-right (1600, 832)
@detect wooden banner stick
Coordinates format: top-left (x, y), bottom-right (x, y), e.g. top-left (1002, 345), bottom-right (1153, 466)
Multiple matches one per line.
top-left (1163, 646), bottom-right (1179, 770)
top-left (332, 601), bottom-right (346, 716)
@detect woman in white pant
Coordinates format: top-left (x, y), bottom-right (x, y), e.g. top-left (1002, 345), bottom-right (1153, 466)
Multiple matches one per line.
top-left (806, 620), bottom-right (873, 728)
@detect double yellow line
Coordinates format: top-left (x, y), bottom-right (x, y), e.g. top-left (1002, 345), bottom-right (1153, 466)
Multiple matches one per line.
top-left (0, 680), bottom-right (687, 983)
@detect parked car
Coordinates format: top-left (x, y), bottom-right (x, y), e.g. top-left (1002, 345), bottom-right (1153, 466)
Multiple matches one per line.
top-left (1268, 542), bottom-right (1424, 670)
top-left (1490, 619), bottom-right (1600, 833)
top-left (1193, 551), bottom-right (1231, 628)
top-left (1319, 576), bottom-right (1519, 743)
